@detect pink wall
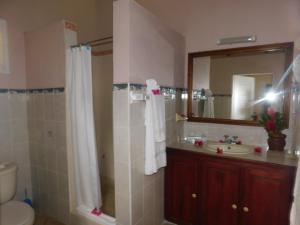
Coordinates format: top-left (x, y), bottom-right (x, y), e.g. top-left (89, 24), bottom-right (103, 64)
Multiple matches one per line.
top-left (114, 0), bottom-right (185, 87)
top-left (137, 0), bottom-right (300, 53)
top-left (0, 17), bottom-right (27, 88)
top-left (184, 0), bottom-right (300, 87)
top-left (113, 0), bottom-right (131, 84)
top-left (185, 0), bottom-right (300, 53)
top-left (25, 21), bottom-right (66, 88)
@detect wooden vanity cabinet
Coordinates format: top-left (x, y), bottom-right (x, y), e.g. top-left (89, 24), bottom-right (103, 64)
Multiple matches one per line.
top-left (241, 166), bottom-right (295, 225)
top-left (201, 160), bottom-right (240, 225)
top-left (165, 148), bottom-right (296, 225)
top-left (165, 152), bottom-right (200, 225)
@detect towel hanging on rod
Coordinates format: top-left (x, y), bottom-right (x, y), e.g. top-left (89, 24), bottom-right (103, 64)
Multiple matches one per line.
top-left (144, 79), bottom-right (166, 175)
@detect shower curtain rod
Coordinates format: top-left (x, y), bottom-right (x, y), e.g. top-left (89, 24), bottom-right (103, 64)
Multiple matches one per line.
top-left (71, 36), bottom-right (113, 48)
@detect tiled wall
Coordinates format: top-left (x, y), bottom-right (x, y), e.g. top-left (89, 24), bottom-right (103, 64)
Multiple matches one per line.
top-left (182, 122), bottom-right (269, 147)
top-left (113, 84), bottom-right (179, 225)
top-left (27, 89), bottom-right (70, 225)
top-left (0, 91), bottom-right (31, 201)
top-left (113, 89), bottom-right (131, 225)
top-left (183, 86), bottom-right (300, 152)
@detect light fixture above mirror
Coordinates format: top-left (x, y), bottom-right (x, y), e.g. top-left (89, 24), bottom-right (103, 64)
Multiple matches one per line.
top-left (217, 35), bottom-right (257, 45)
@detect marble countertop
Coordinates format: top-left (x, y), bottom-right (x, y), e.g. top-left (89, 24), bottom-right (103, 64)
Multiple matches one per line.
top-left (167, 141), bottom-right (299, 167)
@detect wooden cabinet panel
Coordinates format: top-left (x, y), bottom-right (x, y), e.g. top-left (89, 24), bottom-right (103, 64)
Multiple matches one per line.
top-left (165, 149), bottom-right (296, 225)
top-left (241, 166), bottom-right (294, 225)
top-left (201, 160), bottom-right (240, 225)
top-left (165, 154), bottom-right (199, 225)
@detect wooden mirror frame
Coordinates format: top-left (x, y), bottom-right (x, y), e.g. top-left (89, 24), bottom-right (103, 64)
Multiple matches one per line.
top-left (187, 42), bottom-right (294, 126)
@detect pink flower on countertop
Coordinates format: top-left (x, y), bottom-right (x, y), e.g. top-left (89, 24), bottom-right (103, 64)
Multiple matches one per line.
top-left (266, 120), bottom-right (276, 131)
top-left (267, 107), bottom-right (276, 118)
top-left (217, 147), bottom-right (223, 154)
top-left (152, 89), bottom-right (161, 95)
top-left (254, 147), bottom-right (262, 153)
top-left (194, 140), bottom-right (203, 147)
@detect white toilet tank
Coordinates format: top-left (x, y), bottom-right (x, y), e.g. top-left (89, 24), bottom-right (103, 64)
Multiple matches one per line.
top-left (0, 162), bottom-right (17, 204)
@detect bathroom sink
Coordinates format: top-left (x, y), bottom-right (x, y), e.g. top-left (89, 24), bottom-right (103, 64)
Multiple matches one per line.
top-left (206, 143), bottom-right (252, 155)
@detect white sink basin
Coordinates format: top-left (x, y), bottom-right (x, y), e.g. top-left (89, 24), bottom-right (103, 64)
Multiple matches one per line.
top-left (207, 143), bottom-right (252, 155)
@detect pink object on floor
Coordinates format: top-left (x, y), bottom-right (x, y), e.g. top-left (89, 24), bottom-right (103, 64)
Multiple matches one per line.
top-left (91, 208), bottom-right (102, 216)
top-left (152, 89), bottom-right (161, 95)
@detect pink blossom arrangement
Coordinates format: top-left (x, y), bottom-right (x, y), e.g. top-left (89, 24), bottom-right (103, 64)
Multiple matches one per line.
top-left (259, 107), bottom-right (285, 137)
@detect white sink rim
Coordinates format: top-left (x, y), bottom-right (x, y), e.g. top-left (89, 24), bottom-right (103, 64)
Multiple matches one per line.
top-left (206, 143), bottom-right (252, 155)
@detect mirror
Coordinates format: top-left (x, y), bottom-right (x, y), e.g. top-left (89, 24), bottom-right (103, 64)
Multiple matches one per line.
top-left (188, 43), bottom-right (293, 126)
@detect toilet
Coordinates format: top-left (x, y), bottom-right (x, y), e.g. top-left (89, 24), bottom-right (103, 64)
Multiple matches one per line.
top-left (0, 162), bottom-right (35, 225)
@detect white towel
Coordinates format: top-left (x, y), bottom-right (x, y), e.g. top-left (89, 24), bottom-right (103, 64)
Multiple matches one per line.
top-left (203, 89), bottom-right (215, 118)
top-left (145, 79), bottom-right (166, 175)
top-left (291, 162), bottom-right (300, 225)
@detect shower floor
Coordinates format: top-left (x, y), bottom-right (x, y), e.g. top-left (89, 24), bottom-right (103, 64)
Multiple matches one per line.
top-left (101, 176), bottom-right (115, 217)
top-left (34, 177), bottom-right (115, 225)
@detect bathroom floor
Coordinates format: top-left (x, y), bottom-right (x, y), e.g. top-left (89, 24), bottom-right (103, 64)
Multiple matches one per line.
top-left (34, 216), bottom-right (64, 225)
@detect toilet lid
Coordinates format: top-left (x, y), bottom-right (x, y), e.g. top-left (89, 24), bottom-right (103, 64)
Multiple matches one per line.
top-left (0, 201), bottom-right (35, 225)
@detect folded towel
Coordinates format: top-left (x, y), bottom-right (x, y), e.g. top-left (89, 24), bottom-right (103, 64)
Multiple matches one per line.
top-left (145, 79), bottom-right (166, 175)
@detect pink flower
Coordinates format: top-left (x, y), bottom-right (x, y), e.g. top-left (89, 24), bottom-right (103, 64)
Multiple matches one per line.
top-left (152, 89), bottom-right (161, 95)
top-left (194, 140), bottom-right (203, 147)
top-left (91, 208), bottom-right (102, 216)
top-left (266, 120), bottom-right (276, 131)
top-left (254, 147), bottom-right (262, 153)
top-left (217, 148), bottom-right (223, 154)
top-left (267, 107), bottom-right (276, 118)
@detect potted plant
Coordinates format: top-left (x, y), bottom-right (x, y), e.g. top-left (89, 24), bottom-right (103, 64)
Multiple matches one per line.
top-left (259, 107), bottom-right (286, 151)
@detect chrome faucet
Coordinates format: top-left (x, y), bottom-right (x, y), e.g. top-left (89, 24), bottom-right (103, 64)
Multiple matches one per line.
top-left (223, 135), bottom-right (239, 144)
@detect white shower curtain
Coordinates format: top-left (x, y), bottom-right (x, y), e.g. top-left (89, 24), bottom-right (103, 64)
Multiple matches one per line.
top-left (66, 46), bottom-right (102, 212)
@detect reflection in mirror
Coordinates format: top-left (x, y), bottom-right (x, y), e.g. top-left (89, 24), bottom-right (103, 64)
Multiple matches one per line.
top-left (189, 43), bottom-right (293, 126)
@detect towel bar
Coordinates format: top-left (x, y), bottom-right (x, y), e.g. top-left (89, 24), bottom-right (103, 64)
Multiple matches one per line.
top-left (130, 91), bottom-right (174, 103)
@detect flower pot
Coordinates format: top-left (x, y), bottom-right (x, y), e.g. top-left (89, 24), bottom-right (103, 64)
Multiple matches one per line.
top-left (268, 134), bottom-right (286, 151)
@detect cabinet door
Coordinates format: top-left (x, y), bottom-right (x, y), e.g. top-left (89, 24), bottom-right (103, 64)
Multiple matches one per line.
top-left (165, 153), bottom-right (199, 225)
top-left (241, 166), bottom-right (294, 225)
top-left (201, 160), bottom-right (240, 225)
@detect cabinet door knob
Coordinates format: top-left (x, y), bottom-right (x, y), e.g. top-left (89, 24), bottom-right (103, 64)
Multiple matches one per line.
top-left (231, 204), bottom-right (237, 210)
top-left (243, 207), bottom-right (249, 212)
top-left (192, 193), bottom-right (197, 198)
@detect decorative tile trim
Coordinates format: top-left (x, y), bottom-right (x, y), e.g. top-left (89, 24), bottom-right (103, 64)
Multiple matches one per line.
top-left (26, 87), bottom-right (65, 94)
top-left (114, 83), bottom-right (189, 101)
top-left (113, 83), bottom-right (129, 90)
top-left (0, 87), bottom-right (65, 94)
top-left (113, 83), bottom-right (187, 93)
